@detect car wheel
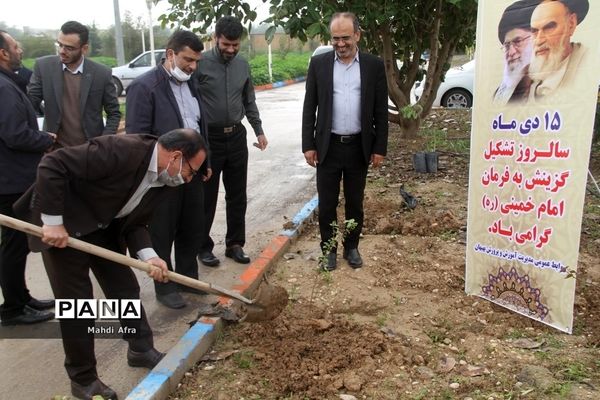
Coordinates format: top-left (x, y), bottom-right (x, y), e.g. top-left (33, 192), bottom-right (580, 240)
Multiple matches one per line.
top-left (112, 77), bottom-right (123, 97)
top-left (441, 89), bottom-right (472, 108)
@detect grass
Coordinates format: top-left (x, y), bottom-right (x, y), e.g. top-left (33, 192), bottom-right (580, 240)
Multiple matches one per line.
top-left (559, 361), bottom-right (589, 382)
top-left (425, 329), bottom-right (446, 344)
top-left (233, 350), bottom-right (255, 369)
top-left (504, 328), bottom-right (529, 340)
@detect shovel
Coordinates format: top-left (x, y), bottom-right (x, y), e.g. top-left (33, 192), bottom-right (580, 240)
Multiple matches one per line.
top-left (0, 214), bottom-right (288, 319)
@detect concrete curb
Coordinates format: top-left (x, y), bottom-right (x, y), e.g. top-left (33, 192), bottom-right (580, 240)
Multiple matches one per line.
top-left (125, 194), bottom-right (319, 400)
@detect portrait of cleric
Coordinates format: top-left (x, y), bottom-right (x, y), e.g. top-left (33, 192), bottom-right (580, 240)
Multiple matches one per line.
top-left (493, 0), bottom-right (590, 106)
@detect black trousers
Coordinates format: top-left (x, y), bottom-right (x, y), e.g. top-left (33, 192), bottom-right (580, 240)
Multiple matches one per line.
top-left (41, 222), bottom-right (153, 385)
top-left (316, 137), bottom-right (368, 252)
top-left (201, 126), bottom-right (248, 252)
top-left (150, 174), bottom-right (204, 295)
top-left (0, 193), bottom-right (33, 320)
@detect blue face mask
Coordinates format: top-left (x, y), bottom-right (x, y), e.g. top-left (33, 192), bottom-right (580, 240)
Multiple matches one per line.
top-left (158, 157), bottom-right (185, 187)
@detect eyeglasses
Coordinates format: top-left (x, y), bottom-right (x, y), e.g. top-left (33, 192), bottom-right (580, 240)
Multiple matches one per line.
top-left (501, 35), bottom-right (531, 52)
top-left (331, 35), bottom-right (353, 44)
top-left (55, 41), bottom-right (81, 53)
top-left (184, 158), bottom-right (199, 178)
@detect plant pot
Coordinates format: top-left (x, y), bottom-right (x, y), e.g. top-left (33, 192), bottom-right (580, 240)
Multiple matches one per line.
top-left (425, 151), bottom-right (439, 173)
top-left (413, 152), bottom-right (428, 173)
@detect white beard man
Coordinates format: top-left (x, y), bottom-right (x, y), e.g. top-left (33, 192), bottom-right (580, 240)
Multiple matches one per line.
top-left (528, 0), bottom-right (589, 100)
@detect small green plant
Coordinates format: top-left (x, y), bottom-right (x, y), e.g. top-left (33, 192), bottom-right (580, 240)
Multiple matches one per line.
top-left (439, 229), bottom-right (458, 241)
top-left (445, 137), bottom-right (470, 153)
top-left (319, 268), bottom-right (333, 284)
top-left (425, 329), bottom-right (446, 344)
top-left (375, 312), bottom-right (389, 327)
top-left (233, 350), bottom-right (255, 369)
top-left (420, 128), bottom-right (446, 152)
top-left (317, 219), bottom-right (358, 269)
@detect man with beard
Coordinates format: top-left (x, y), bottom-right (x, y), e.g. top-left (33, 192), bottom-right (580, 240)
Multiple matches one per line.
top-left (528, 0), bottom-right (589, 101)
top-left (194, 16), bottom-right (268, 267)
top-left (29, 21), bottom-right (121, 146)
top-left (494, 0), bottom-right (537, 105)
top-left (0, 30), bottom-right (56, 326)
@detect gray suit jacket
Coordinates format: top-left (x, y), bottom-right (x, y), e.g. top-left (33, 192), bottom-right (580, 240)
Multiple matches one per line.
top-left (28, 55), bottom-right (121, 137)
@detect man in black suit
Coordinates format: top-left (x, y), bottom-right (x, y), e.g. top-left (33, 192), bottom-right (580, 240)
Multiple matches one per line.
top-left (302, 12), bottom-right (388, 271)
top-left (126, 30), bottom-right (211, 309)
top-left (28, 20), bottom-right (120, 146)
top-left (0, 30), bottom-right (56, 326)
top-left (15, 130), bottom-right (207, 400)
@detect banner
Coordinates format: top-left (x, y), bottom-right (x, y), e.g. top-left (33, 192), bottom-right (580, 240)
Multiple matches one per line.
top-left (466, 0), bottom-right (600, 332)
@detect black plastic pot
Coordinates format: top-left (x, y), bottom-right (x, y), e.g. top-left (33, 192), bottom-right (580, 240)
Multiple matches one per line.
top-left (413, 152), bottom-right (427, 173)
top-left (425, 151), bottom-right (439, 173)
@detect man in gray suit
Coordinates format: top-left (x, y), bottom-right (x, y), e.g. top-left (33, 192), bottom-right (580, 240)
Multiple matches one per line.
top-left (29, 21), bottom-right (120, 146)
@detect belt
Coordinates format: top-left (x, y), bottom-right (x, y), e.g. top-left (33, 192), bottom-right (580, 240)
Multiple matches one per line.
top-left (208, 122), bottom-right (242, 134)
top-left (332, 134), bottom-right (360, 144)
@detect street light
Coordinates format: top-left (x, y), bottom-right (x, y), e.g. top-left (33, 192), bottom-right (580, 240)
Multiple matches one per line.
top-left (146, 0), bottom-right (156, 66)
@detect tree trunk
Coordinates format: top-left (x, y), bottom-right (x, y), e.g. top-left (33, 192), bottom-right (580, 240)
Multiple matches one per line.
top-left (399, 116), bottom-right (422, 139)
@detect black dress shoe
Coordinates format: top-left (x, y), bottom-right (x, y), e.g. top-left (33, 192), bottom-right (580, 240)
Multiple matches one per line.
top-left (27, 297), bottom-right (55, 310)
top-left (156, 292), bottom-right (186, 309)
top-left (225, 245), bottom-right (251, 264)
top-left (198, 251), bottom-right (220, 267)
top-left (71, 378), bottom-right (118, 400)
top-left (1, 305), bottom-right (54, 326)
top-left (127, 347), bottom-right (165, 369)
top-left (319, 252), bottom-right (337, 271)
top-left (343, 248), bottom-right (363, 268)
top-left (177, 284), bottom-right (207, 295)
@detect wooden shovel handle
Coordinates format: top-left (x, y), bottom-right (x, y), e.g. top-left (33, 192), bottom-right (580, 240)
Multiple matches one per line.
top-left (0, 213), bottom-right (253, 305)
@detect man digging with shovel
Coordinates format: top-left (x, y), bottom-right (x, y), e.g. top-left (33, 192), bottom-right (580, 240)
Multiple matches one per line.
top-left (13, 129), bottom-right (207, 400)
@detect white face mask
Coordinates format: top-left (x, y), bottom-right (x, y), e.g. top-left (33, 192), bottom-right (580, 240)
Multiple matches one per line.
top-left (158, 157), bottom-right (185, 187)
top-left (170, 58), bottom-right (191, 82)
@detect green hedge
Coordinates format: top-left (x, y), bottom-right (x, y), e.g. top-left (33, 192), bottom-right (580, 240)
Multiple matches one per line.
top-left (22, 53), bottom-right (309, 86)
top-left (249, 52), bottom-right (310, 86)
top-left (22, 56), bottom-right (117, 70)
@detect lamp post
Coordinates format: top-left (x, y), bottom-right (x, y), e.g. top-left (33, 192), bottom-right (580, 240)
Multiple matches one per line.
top-left (146, 0), bottom-right (156, 66)
top-left (113, 0), bottom-right (125, 65)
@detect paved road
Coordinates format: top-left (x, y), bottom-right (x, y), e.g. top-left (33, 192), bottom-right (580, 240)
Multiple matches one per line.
top-left (0, 82), bottom-right (315, 399)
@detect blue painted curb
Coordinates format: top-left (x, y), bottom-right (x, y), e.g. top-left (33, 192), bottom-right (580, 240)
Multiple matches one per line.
top-left (125, 192), bottom-right (318, 400)
top-left (281, 194), bottom-right (318, 238)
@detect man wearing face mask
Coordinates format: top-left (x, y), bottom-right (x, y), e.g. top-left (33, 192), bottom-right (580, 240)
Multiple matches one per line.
top-left (14, 129), bottom-right (207, 400)
top-left (126, 30), bottom-right (212, 309)
top-left (194, 16), bottom-right (268, 268)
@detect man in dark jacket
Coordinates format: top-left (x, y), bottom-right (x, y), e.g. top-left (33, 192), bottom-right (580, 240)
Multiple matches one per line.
top-left (16, 129), bottom-right (207, 400)
top-left (0, 30), bottom-right (56, 326)
top-left (302, 12), bottom-right (388, 271)
top-left (28, 21), bottom-right (120, 146)
top-left (126, 30), bottom-right (211, 309)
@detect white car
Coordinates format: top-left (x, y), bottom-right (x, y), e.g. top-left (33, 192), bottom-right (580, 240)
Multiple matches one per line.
top-left (414, 59), bottom-right (475, 108)
top-left (111, 49), bottom-right (165, 95)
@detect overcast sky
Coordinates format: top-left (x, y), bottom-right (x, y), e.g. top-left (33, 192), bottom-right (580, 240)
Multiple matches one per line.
top-left (3, 0), bottom-right (269, 31)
